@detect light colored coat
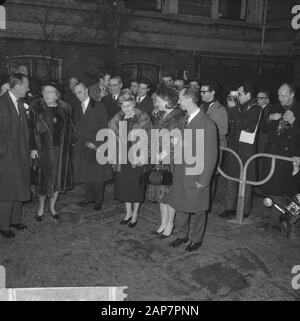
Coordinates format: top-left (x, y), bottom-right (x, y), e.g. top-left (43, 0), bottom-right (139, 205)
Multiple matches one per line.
top-left (205, 100), bottom-right (228, 147)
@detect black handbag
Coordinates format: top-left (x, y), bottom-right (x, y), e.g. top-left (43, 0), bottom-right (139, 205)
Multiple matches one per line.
top-left (30, 157), bottom-right (40, 185)
top-left (145, 165), bottom-right (173, 186)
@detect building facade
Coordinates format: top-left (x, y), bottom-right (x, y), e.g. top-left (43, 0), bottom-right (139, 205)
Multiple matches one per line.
top-left (0, 0), bottom-right (299, 93)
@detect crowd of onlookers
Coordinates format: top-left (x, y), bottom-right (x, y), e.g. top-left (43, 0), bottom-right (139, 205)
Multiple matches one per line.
top-left (0, 65), bottom-right (299, 245)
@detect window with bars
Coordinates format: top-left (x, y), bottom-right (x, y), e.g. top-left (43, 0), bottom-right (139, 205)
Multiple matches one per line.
top-left (121, 63), bottom-right (160, 88)
top-left (178, 0), bottom-right (212, 17)
top-left (6, 55), bottom-right (62, 83)
top-left (124, 0), bottom-right (163, 11)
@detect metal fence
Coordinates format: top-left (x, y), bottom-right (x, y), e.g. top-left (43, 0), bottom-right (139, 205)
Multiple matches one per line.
top-left (218, 146), bottom-right (295, 224)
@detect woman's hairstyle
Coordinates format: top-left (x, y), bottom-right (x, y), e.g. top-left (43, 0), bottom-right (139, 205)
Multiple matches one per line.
top-left (41, 84), bottom-right (60, 99)
top-left (155, 82), bottom-right (178, 109)
top-left (118, 88), bottom-right (136, 106)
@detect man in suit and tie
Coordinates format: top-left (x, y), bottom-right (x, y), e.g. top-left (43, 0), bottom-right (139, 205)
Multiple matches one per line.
top-left (64, 77), bottom-right (79, 108)
top-left (101, 75), bottom-right (123, 120)
top-left (0, 73), bottom-right (31, 238)
top-left (136, 78), bottom-right (154, 119)
top-left (73, 82), bottom-right (113, 211)
top-left (256, 88), bottom-right (272, 179)
top-left (168, 85), bottom-right (218, 252)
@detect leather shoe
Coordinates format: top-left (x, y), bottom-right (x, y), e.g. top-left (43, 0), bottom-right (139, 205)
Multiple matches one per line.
top-left (128, 220), bottom-right (138, 228)
top-left (48, 209), bottom-right (60, 220)
top-left (151, 230), bottom-right (163, 235)
top-left (158, 233), bottom-right (172, 239)
top-left (0, 229), bottom-right (15, 238)
top-left (185, 241), bottom-right (202, 252)
top-left (10, 223), bottom-right (27, 230)
top-left (120, 217), bottom-right (132, 225)
top-left (77, 200), bottom-right (93, 207)
top-left (93, 203), bottom-right (102, 211)
top-left (219, 210), bottom-right (235, 219)
top-left (169, 237), bottom-right (188, 247)
top-left (35, 214), bottom-right (44, 222)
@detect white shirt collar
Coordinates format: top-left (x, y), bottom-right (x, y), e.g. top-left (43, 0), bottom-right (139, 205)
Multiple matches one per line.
top-left (187, 108), bottom-right (200, 124)
top-left (137, 95), bottom-right (146, 102)
top-left (8, 90), bottom-right (18, 105)
top-left (8, 91), bottom-right (20, 114)
top-left (83, 97), bottom-right (90, 108)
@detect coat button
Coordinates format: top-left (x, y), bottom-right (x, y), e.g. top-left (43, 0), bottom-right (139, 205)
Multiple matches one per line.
top-left (285, 147), bottom-right (288, 151)
top-left (288, 136), bottom-right (291, 139)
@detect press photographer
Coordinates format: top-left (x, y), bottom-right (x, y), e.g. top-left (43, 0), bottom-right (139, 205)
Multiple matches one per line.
top-left (219, 83), bottom-right (261, 220)
top-left (260, 83), bottom-right (300, 236)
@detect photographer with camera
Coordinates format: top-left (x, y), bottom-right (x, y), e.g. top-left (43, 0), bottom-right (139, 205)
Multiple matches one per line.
top-left (260, 83), bottom-right (300, 234)
top-left (219, 82), bottom-right (261, 220)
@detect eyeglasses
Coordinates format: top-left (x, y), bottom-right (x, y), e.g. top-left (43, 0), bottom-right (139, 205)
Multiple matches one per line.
top-left (43, 91), bottom-right (56, 94)
top-left (200, 90), bottom-right (210, 94)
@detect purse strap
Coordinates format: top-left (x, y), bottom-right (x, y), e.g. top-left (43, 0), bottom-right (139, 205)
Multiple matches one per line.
top-left (253, 109), bottom-right (262, 136)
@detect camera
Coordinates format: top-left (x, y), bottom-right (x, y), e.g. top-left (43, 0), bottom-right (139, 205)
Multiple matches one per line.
top-left (229, 91), bottom-right (238, 97)
top-left (227, 90), bottom-right (238, 107)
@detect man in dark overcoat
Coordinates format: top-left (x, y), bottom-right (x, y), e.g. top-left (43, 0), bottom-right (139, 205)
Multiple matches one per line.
top-left (135, 78), bottom-right (154, 119)
top-left (101, 75), bottom-right (122, 120)
top-left (168, 85), bottom-right (218, 252)
top-left (256, 89), bottom-right (273, 179)
top-left (219, 82), bottom-right (261, 220)
top-left (73, 82), bottom-right (113, 211)
top-left (261, 83), bottom-right (300, 228)
top-left (0, 73), bottom-right (31, 238)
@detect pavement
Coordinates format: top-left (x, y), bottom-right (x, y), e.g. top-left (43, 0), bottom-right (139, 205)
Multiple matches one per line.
top-left (0, 177), bottom-right (300, 301)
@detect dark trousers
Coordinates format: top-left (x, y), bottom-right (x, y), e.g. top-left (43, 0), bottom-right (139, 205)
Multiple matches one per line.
top-left (175, 210), bottom-right (208, 243)
top-left (226, 179), bottom-right (253, 215)
top-left (0, 201), bottom-right (22, 231)
top-left (209, 174), bottom-right (219, 211)
top-left (84, 183), bottom-right (105, 205)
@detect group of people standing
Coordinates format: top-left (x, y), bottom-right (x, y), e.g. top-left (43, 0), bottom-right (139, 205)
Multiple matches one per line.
top-left (0, 67), bottom-right (299, 245)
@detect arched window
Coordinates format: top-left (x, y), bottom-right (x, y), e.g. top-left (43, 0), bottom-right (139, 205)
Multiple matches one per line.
top-left (6, 55), bottom-right (62, 82)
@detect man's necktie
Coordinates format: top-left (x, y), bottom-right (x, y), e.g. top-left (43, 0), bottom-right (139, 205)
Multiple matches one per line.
top-left (137, 97), bottom-right (141, 104)
top-left (184, 114), bottom-right (190, 128)
top-left (16, 100), bottom-right (24, 127)
top-left (15, 99), bottom-right (20, 115)
top-left (82, 102), bottom-right (86, 114)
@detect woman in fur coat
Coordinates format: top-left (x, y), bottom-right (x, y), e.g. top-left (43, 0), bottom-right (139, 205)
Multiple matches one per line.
top-left (148, 84), bottom-right (185, 237)
top-left (108, 90), bottom-right (152, 227)
top-left (29, 83), bottom-right (74, 220)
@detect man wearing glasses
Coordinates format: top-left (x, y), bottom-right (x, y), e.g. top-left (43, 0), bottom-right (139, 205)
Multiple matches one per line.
top-left (199, 81), bottom-right (228, 208)
top-left (256, 89), bottom-right (272, 178)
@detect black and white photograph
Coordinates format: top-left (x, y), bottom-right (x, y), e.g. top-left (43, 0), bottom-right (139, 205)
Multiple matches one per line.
top-left (0, 0), bottom-right (300, 304)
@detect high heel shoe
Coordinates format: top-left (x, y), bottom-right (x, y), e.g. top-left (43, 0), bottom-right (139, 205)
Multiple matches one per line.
top-left (48, 208), bottom-right (60, 220)
top-left (128, 219), bottom-right (138, 228)
top-left (120, 217), bottom-right (132, 225)
top-left (151, 230), bottom-right (163, 235)
top-left (158, 233), bottom-right (172, 239)
top-left (35, 213), bottom-right (44, 222)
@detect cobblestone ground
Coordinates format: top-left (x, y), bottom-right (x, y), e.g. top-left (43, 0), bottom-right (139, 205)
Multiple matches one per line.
top-left (0, 177), bottom-right (300, 301)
